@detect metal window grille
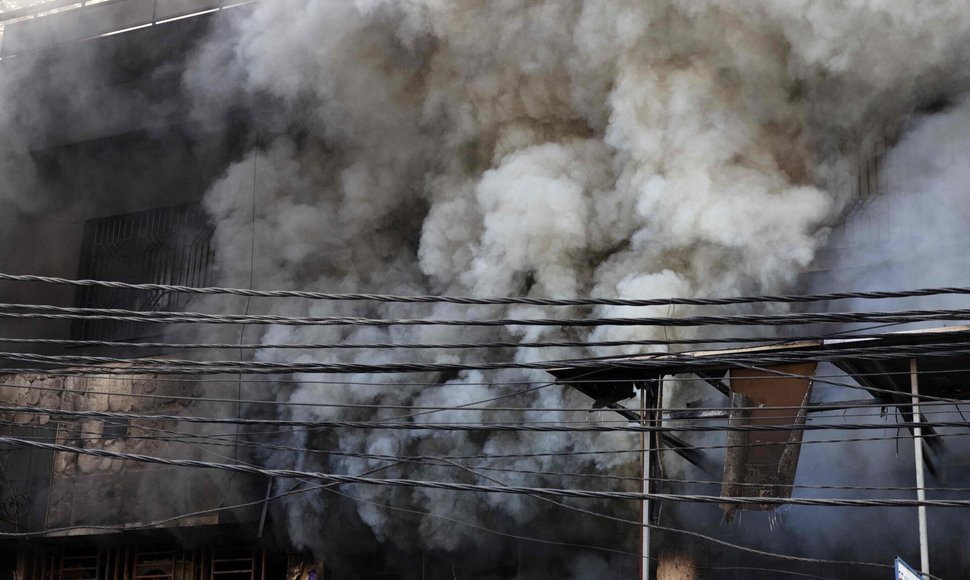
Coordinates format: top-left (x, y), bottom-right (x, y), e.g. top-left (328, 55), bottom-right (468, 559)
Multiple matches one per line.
top-left (72, 203), bottom-right (215, 342)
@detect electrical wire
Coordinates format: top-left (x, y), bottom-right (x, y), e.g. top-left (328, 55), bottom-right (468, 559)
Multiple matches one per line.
top-left (7, 300), bottom-right (970, 328)
top-left (8, 402), bottom-right (970, 432)
top-left (0, 419), bottom-right (934, 461)
top-left (0, 376), bottom-right (592, 413)
top-left (1, 435), bottom-right (964, 509)
top-left (10, 336), bottom-right (970, 377)
top-left (0, 376), bottom-right (905, 413)
top-left (1, 280), bottom-right (970, 572)
top-left (12, 408), bottom-right (970, 470)
top-left (3, 272), bottom-right (970, 308)
top-left (382, 382), bottom-right (557, 422)
top-left (8, 372), bottom-right (969, 420)
top-left (433, 460), bottom-right (895, 575)
top-left (7, 346), bottom-right (965, 424)
top-left (0, 435), bottom-right (679, 565)
top-left (24, 339), bottom-right (970, 367)
top-left (1, 286), bottom-right (965, 578)
top-left (0, 449), bottom-right (894, 575)
top-left (2, 327), bottom-right (969, 350)
top-left (8, 413), bottom-right (967, 495)
top-left (327, 479), bottom-right (887, 574)
top-left (9, 362), bottom-right (970, 389)
top-left (0, 458), bottom-right (403, 537)
top-left (0, 407), bottom-right (941, 573)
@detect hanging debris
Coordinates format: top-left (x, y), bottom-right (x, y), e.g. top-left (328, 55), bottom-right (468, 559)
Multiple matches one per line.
top-left (720, 362), bottom-right (817, 519)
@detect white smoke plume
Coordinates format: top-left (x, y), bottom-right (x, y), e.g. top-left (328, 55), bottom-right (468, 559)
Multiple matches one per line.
top-left (181, 0), bottom-right (970, 573)
top-left (814, 93), bottom-right (970, 309)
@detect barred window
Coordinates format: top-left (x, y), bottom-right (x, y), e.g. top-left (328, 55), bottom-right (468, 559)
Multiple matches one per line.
top-left (72, 203), bottom-right (215, 342)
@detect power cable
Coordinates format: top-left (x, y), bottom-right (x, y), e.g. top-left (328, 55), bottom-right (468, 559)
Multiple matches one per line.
top-left (6, 416), bottom-right (970, 495)
top-left (120, 417), bottom-right (895, 575)
top-left (382, 382), bottom-right (556, 422)
top-left (7, 376), bottom-right (957, 414)
top-left (9, 375), bottom-right (970, 421)
top-left (14, 408), bottom-right (969, 467)
top-left (10, 336), bottom-right (970, 376)
top-left (0, 456), bottom-right (670, 567)
top-left (0, 452), bottom-right (894, 576)
top-left (434, 460), bottom-right (894, 575)
top-left (326, 474), bottom-right (891, 572)
top-left (16, 340), bottom-right (970, 369)
top-left (2, 327), bottom-right (968, 350)
top-left (8, 402), bottom-right (970, 432)
top-left (1, 435), bottom-right (963, 509)
top-left (7, 301), bottom-right (970, 328)
top-left (10, 363), bottom-right (970, 389)
top-left (2, 272), bottom-right (970, 308)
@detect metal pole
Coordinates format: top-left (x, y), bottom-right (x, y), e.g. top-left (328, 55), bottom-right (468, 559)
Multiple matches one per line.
top-left (640, 384), bottom-right (650, 580)
top-left (910, 358), bottom-right (930, 579)
top-left (256, 478), bottom-right (272, 538)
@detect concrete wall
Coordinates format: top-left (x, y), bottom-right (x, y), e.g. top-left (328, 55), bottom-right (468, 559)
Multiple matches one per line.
top-left (0, 369), bottom-right (261, 533)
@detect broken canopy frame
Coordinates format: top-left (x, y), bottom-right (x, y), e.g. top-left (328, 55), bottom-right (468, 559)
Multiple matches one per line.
top-left (547, 325), bottom-right (970, 506)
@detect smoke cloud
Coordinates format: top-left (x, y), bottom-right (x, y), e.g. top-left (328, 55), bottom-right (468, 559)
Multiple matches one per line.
top-left (175, 0), bottom-right (970, 573)
top-left (814, 93), bottom-right (970, 309)
top-left (0, 0), bottom-right (967, 574)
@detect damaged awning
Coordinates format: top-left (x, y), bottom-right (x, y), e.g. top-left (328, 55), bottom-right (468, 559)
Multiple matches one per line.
top-left (547, 325), bottom-right (970, 511)
top-left (550, 325), bottom-right (970, 403)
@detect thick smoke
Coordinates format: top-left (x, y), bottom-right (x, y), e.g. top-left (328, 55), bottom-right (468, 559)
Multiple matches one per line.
top-left (0, 5), bottom-right (230, 353)
top-left (814, 93), bottom-right (970, 310)
top-left (178, 0), bottom-right (970, 573)
top-left (768, 96), bottom-right (970, 574)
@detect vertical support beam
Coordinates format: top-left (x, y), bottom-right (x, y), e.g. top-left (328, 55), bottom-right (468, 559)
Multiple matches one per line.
top-left (640, 383), bottom-right (651, 580)
top-left (910, 358), bottom-right (930, 579)
top-left (650, 377), bottom-right (664, 525)
top-left (256, 479), bottom-right (273, 538)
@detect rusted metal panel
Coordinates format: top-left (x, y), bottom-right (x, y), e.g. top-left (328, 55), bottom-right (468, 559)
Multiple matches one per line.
top-left (720, 362), bottom-right (816, 517)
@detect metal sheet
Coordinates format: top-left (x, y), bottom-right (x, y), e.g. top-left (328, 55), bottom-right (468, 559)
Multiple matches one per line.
top-left (836, 354), bottom-right (970, 400)
top-left (720, 362), bottom-right (817, 515)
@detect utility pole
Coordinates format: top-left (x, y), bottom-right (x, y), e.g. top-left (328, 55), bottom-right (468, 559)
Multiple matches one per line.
top-left (910, 358), bottom-right (930, 579)
top-left (640, 384), bottom-right (650, 580)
